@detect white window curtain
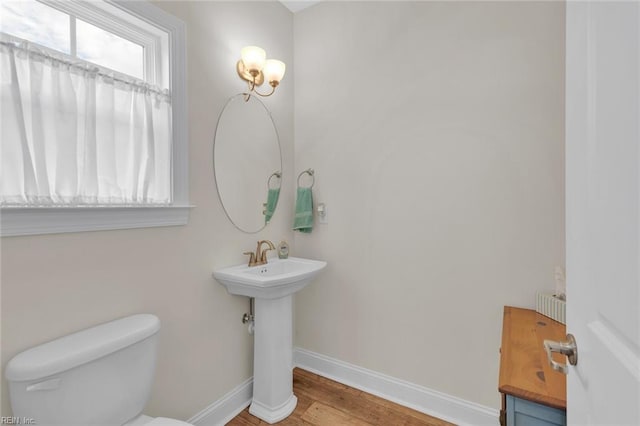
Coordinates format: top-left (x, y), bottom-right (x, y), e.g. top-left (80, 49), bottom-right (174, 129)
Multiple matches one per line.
top-left (0, 38), bottom-right (172, 206)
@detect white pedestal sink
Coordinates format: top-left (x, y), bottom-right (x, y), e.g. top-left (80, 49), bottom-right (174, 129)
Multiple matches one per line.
top-left (213, 257), bottom-right (327, 424)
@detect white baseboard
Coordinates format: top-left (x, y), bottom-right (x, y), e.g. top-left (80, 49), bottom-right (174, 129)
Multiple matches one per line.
top-left (187, 349), bottom-right (499, 426)
top-left (188, 377), bottom-right (253, 426)
top-left (293, 347), bottom-right (499, 426)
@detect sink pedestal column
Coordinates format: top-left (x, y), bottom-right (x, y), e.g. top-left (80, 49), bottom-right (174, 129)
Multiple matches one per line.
top-left (249, 294), bottom-right (297, 423)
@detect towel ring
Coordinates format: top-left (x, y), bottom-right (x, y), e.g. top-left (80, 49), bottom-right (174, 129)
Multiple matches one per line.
top-left (268, 171), bottom-right (281, 189)
top-left (297, 169), bottom-right (315, 189)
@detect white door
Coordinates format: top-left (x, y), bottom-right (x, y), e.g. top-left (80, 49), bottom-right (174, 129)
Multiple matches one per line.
top-left (565, 1), bottom-right (640, 424)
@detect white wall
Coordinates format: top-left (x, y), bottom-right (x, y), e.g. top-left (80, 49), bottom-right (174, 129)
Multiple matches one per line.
top-left (0, 1), bottom-right (293, 419)
top-left (292, 1), bottom-right (565, 409)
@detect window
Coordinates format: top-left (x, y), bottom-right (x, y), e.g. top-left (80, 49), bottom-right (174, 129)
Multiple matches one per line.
top-left (0, 1), bottom-right (72, 54)
top-left (0, 0), bottom-right (188, 236)
top-left (75, 19), bottom-right (144, 79)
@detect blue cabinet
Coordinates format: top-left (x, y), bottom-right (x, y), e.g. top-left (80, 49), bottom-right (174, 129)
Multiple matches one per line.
top-left (506, 395), bottom-right (566, 426)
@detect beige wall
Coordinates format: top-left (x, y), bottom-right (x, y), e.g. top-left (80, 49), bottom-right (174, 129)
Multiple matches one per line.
top-left (292, 1), bottom-right (565, 409)
top-left (0, 1), bottom-right (293, 419)
top-left (1, 0), bottom-right (566, 418)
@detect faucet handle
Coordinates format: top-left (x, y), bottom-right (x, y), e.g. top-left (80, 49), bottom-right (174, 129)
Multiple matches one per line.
top-left (243, 251), bottom-right (258, 267)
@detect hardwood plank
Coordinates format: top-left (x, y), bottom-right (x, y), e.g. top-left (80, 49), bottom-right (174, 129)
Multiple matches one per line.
top-left (294, 373), bottom-right (383, 423)
top-left (301, 402), bottom-right (373, 426)
top-left (294, 368), bottom-right (357, 395)
top-left (272, 413), bottom-right (312, 426)
top-left (294, 369), bottom-right (452, 426)
top-left (227, 368), bottom-right (453, 426)
top-left (498, 306), bottom-right (567, 409)
top-left (295, 390), bottom-right (315, 415)
top-left (298, 369), bottom-right (450, 426)
top-left (357, 392), bottom-right (452, 426)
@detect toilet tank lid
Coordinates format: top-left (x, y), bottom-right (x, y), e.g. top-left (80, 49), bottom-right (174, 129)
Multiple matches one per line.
top-left (5, 314), bottom-right (160, 382)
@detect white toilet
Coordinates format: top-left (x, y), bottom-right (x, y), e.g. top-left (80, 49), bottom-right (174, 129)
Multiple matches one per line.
top-left (5, 314), bottom-right (193, 426)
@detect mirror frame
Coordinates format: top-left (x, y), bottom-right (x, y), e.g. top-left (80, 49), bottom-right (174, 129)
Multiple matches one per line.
top-left (213, 93), bottom-right (283, 233)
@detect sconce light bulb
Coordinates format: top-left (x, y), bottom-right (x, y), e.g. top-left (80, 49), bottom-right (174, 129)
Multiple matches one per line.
top-left (263, 59), bottom-right (286, 85)
top-left (241, 46), bottom-right (266, 72)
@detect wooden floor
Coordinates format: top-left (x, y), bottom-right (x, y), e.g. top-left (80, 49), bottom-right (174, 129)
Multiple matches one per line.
top-left (226, 368), bottom-right (454, 426)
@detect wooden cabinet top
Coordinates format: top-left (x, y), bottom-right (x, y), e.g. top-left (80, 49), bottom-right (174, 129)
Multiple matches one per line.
top-left (498, 306), bottom-right (567, 410)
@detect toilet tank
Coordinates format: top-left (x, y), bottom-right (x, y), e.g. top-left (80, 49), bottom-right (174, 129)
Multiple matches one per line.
top-left (5, 314), bottom-right (161, 426)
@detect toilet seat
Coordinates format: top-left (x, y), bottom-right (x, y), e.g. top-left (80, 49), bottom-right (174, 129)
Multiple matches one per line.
top-left (145, 417), bottom-right (194, 426)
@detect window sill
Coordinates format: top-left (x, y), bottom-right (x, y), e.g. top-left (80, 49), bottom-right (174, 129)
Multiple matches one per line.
top-left (1, 205), bottom-right (194, 236)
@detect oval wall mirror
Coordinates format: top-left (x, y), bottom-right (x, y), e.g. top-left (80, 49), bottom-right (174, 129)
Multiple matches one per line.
top-left (213, 93), bottom-right (282, 233)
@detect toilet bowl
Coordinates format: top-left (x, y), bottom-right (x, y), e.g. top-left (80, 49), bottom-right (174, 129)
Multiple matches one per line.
top-left (5, 314), bottom-right (194, 426)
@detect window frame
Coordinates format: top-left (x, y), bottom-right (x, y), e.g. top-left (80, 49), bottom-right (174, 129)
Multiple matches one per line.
top-left (0, 0), bottom-right (189, 237)
top-left (38, 0), bottom-right (168, 86)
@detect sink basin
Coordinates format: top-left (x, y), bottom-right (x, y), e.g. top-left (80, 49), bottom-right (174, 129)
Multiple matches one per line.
top-left (213, 257), bottom-right (327, 299)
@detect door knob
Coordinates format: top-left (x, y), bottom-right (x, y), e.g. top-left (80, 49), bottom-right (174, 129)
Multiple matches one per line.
top-left (543, 333), bottom-right (578, 374)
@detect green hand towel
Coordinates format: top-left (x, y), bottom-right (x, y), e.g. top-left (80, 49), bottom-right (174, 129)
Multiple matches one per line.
top-left (265, 188), bottom-right (280, 224)
top-left (293, 187), bottom-right (313, 233)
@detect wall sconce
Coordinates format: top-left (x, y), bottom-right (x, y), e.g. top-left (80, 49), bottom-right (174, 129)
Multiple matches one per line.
top-left (236, 46), bottom-right (286, 100)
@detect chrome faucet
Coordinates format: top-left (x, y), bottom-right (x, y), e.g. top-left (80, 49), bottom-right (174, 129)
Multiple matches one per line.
top-left (244, 240), bottom-right (275, 267)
